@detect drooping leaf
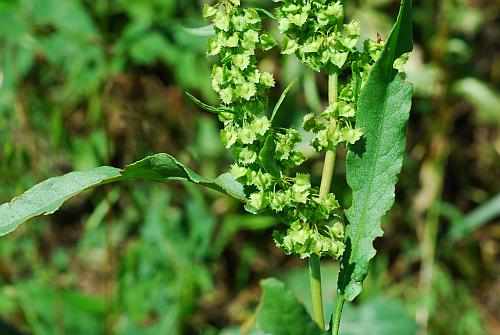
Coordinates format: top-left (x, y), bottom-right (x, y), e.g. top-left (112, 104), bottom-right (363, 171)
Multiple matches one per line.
top-left (186, 92), bottom-right (233, 114)
top-left (340, 299), bottom-right (418, 335)
top-left (255, 278), bottom-right (325, 335)
top-left (255, 8), bottom-right (276, 20)
top-left (338, 0), bottom-right (413, 302)
top-left (0, 153), bottom-right (246, 236)
top-left (180, 24), bottom-right (215, 37)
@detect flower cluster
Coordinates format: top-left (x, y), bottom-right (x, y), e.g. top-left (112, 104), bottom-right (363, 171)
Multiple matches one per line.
top-left (204, 0), bottom-right (345, 259)
top-left (204, 0), bottom-right (277, 106)
top-left (274, 219), bottom-right (345, 258)
top-left (275, 0), bottom-right (385, 152)
top-left (274, 0), bottom-right (361, 73)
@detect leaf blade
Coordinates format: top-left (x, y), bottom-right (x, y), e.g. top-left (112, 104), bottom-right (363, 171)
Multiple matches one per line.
top-left (270, 78), bottom-right (298, 123)
top-left (338, 0), bottom-right (413, 301)
top-left (0, 153), bottom-right (246, 236)
top-left (0, 167), bottom-right (120, 236)
top-left (255, 278), bottom-right (325, 335)
top-left (340, 299), bottom-right (418, 335)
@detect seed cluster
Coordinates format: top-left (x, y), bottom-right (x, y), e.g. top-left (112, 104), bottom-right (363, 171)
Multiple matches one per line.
top-left (204, 0), bottom-right (346, 259)
top-left (275, 0), bottom-right (360, 73)
top-left (276, 0), bottom-right (385, 152)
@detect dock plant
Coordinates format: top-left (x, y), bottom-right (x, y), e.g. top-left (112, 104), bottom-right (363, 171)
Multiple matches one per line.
top-left (0, 0), bottom-right (413, 333)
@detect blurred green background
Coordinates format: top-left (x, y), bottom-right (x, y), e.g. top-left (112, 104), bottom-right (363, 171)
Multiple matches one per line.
top-left (0, 0), bottom-right (498, 334)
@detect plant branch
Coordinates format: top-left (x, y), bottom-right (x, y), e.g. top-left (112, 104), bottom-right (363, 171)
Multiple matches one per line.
top-left (308, 73), bottom-right (339, 331)
top-left (324, 72), bottom-right (346, 335)
top-left (319, 73), bottom-right (338, 196)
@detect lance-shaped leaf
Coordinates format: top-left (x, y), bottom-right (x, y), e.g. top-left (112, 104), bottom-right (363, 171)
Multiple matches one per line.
top-left (186, 92), bottom-right (234, 114)
top-left (0, 153), bottom-right (246, 236)
top-left (337, 0), bottom-right (413, 301)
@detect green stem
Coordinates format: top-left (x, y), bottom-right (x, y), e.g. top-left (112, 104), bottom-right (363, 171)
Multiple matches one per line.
top-left (320, 73), bottom-right (338, 196)
top-left (323, 72), bottom-right (347, 335)
top-left (309, 254), bottom-right (325, 330)
top-left (308, 73), bottom-right (339, 330)
top-left (331, 294), bottom-right (345, 335)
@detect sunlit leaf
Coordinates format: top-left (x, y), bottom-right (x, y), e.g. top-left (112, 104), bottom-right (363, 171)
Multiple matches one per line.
top-left (0, 153), bottom-right (246, 236)
top-left (338, 0), bottom-right (413, 302)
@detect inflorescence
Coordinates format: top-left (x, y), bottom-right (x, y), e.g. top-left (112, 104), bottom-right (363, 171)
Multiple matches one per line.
top-left (202, 0), bottom-right (385, 259)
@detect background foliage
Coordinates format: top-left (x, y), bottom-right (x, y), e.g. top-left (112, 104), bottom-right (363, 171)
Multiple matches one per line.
top-left (0, 0), bottom-right (498, 334)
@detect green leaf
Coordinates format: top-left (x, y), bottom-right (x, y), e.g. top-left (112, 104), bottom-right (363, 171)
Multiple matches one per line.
top-left (180, 23), bottom-right (215, 37)
top-left (186, 92), bottom-right (233, 114)
top-left (258, 130), bottom-right (281, 177)
top-left (255, 278), bottom-right (325, 335)
top-left (452, 77), bottom-right (500, 125)
top-left (338, 0), bottom-right (413, 302)
top-left (0, 153), bottom-right (246, 236)
top-left (445, 193), bottom-right (500, 242)
top-left (255, 8), bottom-right (276, 20)
top-left (340, 299), bottom-right (418, 335)
top-left (270, 78), bottom-right (298, 123)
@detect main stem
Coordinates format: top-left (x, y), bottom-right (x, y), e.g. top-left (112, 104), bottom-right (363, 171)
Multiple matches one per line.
top-left (320, 73), bottom-right (338, 196)
top-left (330, 72), bottom-right (345, 335)
top-left (331, 294), bottom-right (345, 335)
top-left (308, 73), bottom-right (339, 330)
top-left (309, 254), bottom-right (325, 329)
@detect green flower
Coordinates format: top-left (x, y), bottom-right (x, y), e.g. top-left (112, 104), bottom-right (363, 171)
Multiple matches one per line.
top-left (249, 191), bottom-right (266, 210)
top-left (219, 87), bottom-right (234, 105)
top-left (260, 33), bottom-right (277, 51)
top-left (260, 72), bottom-right (275, 87)
top-left (240, 125), bottom-right (257, 144)
top-left (223, 33), bottom-right (239, 47)
top-left (250, 116), bottom-right (270, 136)
top-left (207, 37), bottom-right (222, 55)
top-left (341, 127), bottom-right (363, 144)
top-left (230, 164), bottom-right (248, 179)
top-left (288, 12), bottom-right (308, 26)
top-left (239, 147), bottom-right (257, 165)
top-left (232, 54), bottom-right (250, 70)
top-left (235, 81), bottom-right (257, 100)
top-left (214, 10), bottom-right (230, 31)
top-left (202, 4), bottom-right (217, 18)
top-left (220, 124), bottom-right (238, 148)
